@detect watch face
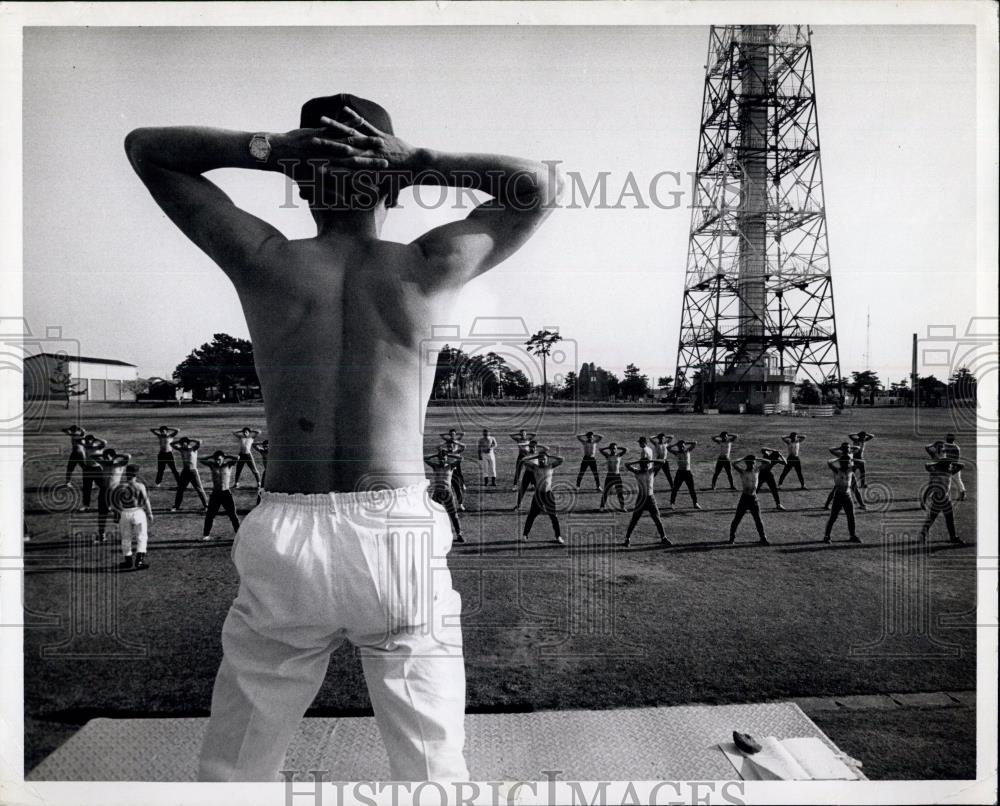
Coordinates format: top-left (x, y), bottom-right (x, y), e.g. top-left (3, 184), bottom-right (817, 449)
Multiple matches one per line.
top-left (249, 135), bottom-right (270, 160)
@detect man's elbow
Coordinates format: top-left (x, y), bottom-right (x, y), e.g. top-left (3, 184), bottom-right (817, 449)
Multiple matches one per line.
top-left (124, 128), bottom-right (155, 170)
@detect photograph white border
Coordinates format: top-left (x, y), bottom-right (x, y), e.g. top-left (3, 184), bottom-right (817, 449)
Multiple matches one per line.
top-left (1, 2), bottom-right (996, 804)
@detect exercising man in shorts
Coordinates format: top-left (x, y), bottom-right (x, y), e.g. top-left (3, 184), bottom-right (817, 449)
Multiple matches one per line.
top-left (253, 439), bottom-right (269, 504)
top-left (232, 426), bottom-right (263, 489)
top-left (112, 464), bottom-right (154, 570)
top-left (79, 433), bottom-right (107, 511)
top-left (824, 456), bottom-right (862, 543)
top-left (650, 433), bottom-right (673, 487)
top-left (442, 436), bottom-right (467, 511)
top-left (127, 93), bottom-right (560, 781)
top-left (710, 431), bottom-right (739, 490)
top-left (599, 442), bottom-right (628, 511)
top-left (150, 425), bottom-right (180, 487)
top-left (514, 439), bottom-right (548, 510)
top-left (729, 454), bottom-right (768, 544)
top-left (201, 450), bottom-right (242, 540)
top-left (847, 430), bottom-right (875, 488)
top-left (622, 456), bottom-right (668, 547)
top-left (510, 428), bottom-right (537, 490)
top-left (89, 447), bottom-right (131, 544)
top-left (777, 432), bottom-right (807, 489)
top-left (574, 431), bottom-right (603, 491)
top-left (942, 434), bottom-right (966, 501)
top-left (667, 439), bottom-right (702, 510)
top-left (425, 447), bottom-right (464, 544)
top-left (170, 435), bottom-right (209, 511)
top-left (757, 447), bottom-right (787, 511)
top-left (920, 458), bottom-right (966, 544)
top-left (824, 442), bottom-right (867, 510)
top-left (520, 450), bottom-right (565, 544)
top-left (62, 424), bottom-right (88, 486)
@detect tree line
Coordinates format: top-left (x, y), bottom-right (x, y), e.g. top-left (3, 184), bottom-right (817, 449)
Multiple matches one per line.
top-left (795, 368), bottom-right (978, 407)
top-left (118, 333), bottom-right (978, 408)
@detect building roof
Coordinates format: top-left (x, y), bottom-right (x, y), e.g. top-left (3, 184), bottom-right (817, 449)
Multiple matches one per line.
top-left (26, 352), bottom-right (137, 368)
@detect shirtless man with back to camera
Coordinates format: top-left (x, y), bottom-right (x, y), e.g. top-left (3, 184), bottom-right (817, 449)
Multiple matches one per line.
top-left (127, 93), bottom-right (562, 782)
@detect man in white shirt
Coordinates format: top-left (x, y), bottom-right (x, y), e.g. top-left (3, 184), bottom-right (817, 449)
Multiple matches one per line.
top-left (477, 428), bottom-right (498, 487)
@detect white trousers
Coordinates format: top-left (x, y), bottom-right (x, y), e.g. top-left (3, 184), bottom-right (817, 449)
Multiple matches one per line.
top-left (197, 482), bottom-right (468, 782)
top-left (953, 470), bottom-right (966, 494)
top-left (480, 452), bottom-right (497, 477)
top-left (118, 507), bottom-right (148, 554)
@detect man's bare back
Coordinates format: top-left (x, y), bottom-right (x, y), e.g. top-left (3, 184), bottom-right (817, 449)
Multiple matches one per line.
top-left (241, 238), bottom-right (455, 491)
top-left (127, 97), bottom-right (562, 493)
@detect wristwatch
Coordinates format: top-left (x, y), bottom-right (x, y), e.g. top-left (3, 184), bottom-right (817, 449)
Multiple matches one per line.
top-left (249, 133), bottom-right (271, 162)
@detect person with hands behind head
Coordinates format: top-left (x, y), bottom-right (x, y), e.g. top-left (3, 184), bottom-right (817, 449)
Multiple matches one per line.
top-left (62, 425), bottom-right (88, 487)
top-left (200, 450), bottom-right (241, 540)
top-left (170, 436), bottom-right (209, 511)
top-left (520, 450), bottom-right (565, 544)
top-left (127, 93), bottom-right (561, 783)
top-left (599, 442), bottom-right (628, 511)
top-left (150, 425), bottom-right (180, 487)
top-left (575, 431), bottom-right (604, 492)
top-left (425, 446), bottom-right (464, 544)
top-left (510, 428), bottom-right (538, 490)
top-left (667, 439), bottom-right (701, 510)
top-left (622, 456), bottom-right (668, 548)
top-left (79, 433), bottom-right (107, 512)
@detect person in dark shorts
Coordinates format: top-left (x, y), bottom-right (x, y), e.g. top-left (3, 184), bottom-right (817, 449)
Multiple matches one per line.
top-left (200, 450), bottom-right (241, 540)
top-left (150, 425), bottom-right (180, 487)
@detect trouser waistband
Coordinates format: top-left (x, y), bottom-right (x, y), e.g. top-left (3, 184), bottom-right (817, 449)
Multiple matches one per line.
top-left (257, 481), bottom-right (429, 512)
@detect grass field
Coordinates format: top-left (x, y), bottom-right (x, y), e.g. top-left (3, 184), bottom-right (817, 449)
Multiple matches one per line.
top-left (22, 403), bottom-right (979, 779)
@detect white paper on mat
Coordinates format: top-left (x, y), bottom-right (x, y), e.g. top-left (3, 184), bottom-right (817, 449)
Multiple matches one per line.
top-left (720, 736), bottom-right (859, 781)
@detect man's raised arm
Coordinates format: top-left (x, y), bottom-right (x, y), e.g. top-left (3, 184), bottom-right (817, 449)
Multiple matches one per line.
top-left (411, 150), bottom-right (562, 284)
top-left (125, 127), bottom-right (289, 280)
top-left (125, 122), bottom-right (384, 282)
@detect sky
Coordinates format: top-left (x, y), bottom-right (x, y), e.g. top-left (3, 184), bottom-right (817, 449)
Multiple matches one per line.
top-left (21, 24), bottom-right (981, 387)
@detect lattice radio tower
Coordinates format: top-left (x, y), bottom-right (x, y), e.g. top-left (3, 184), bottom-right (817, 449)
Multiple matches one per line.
top-left (675, 25), bottom-right (842, 412)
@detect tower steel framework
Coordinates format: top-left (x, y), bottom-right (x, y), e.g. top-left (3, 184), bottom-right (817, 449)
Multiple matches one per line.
top-left (675, 24), bottom-right (842, 411)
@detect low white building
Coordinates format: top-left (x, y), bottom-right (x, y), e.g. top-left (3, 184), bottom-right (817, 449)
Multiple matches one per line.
top-left (23, 352), bottom-right (139, 402)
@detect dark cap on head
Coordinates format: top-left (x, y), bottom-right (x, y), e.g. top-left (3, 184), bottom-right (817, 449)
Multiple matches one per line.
top-left (297, 94), bottom-right (397, 209)
top-left (125, 464), bottom-right (140, 476)
top-left (300, 94), bottom-right (394, 135)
